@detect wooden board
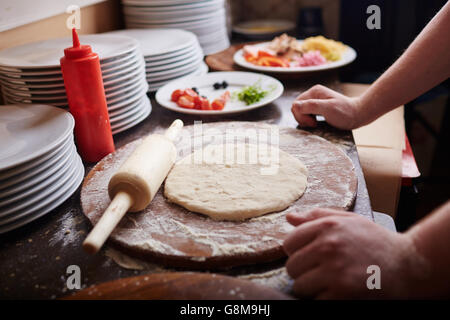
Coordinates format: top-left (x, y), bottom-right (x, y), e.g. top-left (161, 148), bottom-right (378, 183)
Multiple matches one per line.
top-left (205, 43), bottom-right (249, 72)
top-left (64, 272), bottom-right (293, 300)
top-left (81, 122), bottom-right (357, 269)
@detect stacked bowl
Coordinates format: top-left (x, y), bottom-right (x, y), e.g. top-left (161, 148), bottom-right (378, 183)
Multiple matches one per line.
top-left (0, 34), bottom-right (151, 135)
top-left (103, 29), bottom-right (207, 91)
top-left (0, 105), bottom-right (83, 233)
top-left (121, 0), bottom-right (230, 54)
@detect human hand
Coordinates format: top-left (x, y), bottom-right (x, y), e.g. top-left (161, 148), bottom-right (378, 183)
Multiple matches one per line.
top-left (291, 85), bottom-right (363, 130)
top-left (283, 208), bottom-right (430, 299)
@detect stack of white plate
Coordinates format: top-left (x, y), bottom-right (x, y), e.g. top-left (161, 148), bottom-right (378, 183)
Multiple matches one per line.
top-left (0, 34), bottom-right (151, 135)
top-left (122, 0), bottom-right (230, 55)
top-left (103, 29), bottom-right (208, 91)
top-left (0, 104), bottom-right (84, 234)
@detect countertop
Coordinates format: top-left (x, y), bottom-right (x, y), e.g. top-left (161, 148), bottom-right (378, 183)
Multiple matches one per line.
top-left (0, 73), bottom-right (383, 299)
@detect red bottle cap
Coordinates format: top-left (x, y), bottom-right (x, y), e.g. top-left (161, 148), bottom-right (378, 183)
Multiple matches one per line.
top-left (64, 28), bottom-right (93, 59)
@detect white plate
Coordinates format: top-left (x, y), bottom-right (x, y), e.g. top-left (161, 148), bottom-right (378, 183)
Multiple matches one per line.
top-left (144, 43), bottom-right (202, 64)
top-left (155, 71), bottom-right (283, 115)
top-left (103, 59), bottom-right (146, 86)
top-left (0, 134), bottom-right (71, 180)
top-left (0, 78), bottom-right (64, 89)
top-left (125, 9), bottom-right (225, 26)
top-left (0, 48), bottom-right (137, 74)
top-left (0, 81), bottom-right (65, 94)
top-left (124, 7), bottom-right (225, 24)
top-left (0, 72), bottom-right (63, 82)
top-left (101, 48), bottom-right (141, 70)
top-left (196, 27), bottom-right (228, 43)
top-left (0, 35), bottom-right (139, 69)
top-left (124, 0), bottom-right (223, 17)
top-left (145, 48), bottom-right (203, 72)
top-left (101, 53), bottom-right (142, 76)
top-left (122, 0), bottom-right (215, 7)
top-left (103, 29), bottom-right (197, 57)
top-left (0, 53), bottom-right (143, 86)
top-left (148, 62), bottom-right (208, 91)
top-left (104, 74), bottom-right (144, 94)
top-left (110, 97), bottom-right (148, 125)
top-left (2, 89), bottom-right (66, 104)
top-left (0, 154), bottom-right (84, 234)
top-left (0, 104), bottom-right (74, 171)
top-left (0, 145), bottom-right (76, 207)
top-left (107, 79), bottom-right (148, 106)
top-left (106, 88), bottom-right (146, 111)
top-left (0, 50), bottom-right (139, 78)
top-left (0, 138), bottom-right (73, 192)
top-left (111, 97), bottom-right (152, 135)
top-left (233, 40), bottom-right (357, 73)
top-left (0, 56), bottom-right (145, 95)
top-left (201, 39), bottom-right (230, 55)
top-left (106, 77), bottom-right (148, 102)
top-left (0, 148), bottom-right (78, 218)
top-left (147, 59), bottom-right (202, 81)
top-left (2, 96), bottom-right (66, 108)
top-left (0, 66), bottom-right (61, 76)
top-left (108, 95), bottom-right (147, 118)
top-left (1, 86), bottom-right (65, 100)
top-left (103, 56), bottom-right (145, 82)
top-left (2, 94), bottom-right (67, 107)
top-left (144, 43), bottom-right (200, 63)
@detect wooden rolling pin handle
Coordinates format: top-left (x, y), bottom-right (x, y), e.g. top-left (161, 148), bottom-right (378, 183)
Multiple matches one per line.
top-left (83, 191), bottom-right (133, 254)
top-left (83, 119), bottom-right (184, 254)
top-left (164, 119), bottom-right (184, 142)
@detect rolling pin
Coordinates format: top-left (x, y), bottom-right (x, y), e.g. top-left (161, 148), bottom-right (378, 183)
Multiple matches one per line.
top-left (83, 119), bottom-right (184, 254)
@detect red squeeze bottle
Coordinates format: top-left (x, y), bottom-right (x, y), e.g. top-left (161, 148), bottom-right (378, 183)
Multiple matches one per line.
top-left (60, 28), bottom-right (115, 163)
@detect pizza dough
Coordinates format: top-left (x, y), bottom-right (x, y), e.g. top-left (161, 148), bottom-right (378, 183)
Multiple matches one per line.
top-left (164, 143), bottom-right (308, 221)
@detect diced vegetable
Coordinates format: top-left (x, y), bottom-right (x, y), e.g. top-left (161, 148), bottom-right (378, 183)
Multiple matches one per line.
top-left (233, 81), bottom-right (268, 105)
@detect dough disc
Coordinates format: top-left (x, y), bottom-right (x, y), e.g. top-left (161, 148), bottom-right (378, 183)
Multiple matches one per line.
top-left (164, 143), bottom-right (308, 221)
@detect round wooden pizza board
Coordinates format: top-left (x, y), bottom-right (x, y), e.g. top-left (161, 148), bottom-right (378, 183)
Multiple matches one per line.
top-left (81, 122), bottom-right (357, 269)
top-left (64, 272), bottom-right (293, 300)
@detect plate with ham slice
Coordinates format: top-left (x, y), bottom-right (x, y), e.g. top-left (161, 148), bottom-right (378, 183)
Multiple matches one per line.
top-left (234, 34), bottom-right (357, 73)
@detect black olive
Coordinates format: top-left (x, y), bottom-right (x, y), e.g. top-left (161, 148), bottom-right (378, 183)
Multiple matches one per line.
top-left (222, 81), bottom-right (228, 88)
top-left (213, 82), bottom-right (221, 90)
top-left (191, 87), bottom-right (199, 94)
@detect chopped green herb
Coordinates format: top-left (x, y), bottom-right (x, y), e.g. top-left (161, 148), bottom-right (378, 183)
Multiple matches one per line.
top-left (233, 80), bottom-right (269, 105)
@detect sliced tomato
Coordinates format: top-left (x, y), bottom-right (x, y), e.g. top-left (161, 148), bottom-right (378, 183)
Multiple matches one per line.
top-left (193, 96), bottom-right (202, 109)
top-left (171, 89), bottom-right (184, 102)
top-left (183, 88), bottom-right (198, 98)
top-left (200, 97), bottom-right (211, 110)
top-left (200, 98), bottom-right (212, 110)
top-left (193, 96), bottom-right (209, 110)
top-left (177, 95), bottom-right (195, 109)
top-left (211, 99), bottom-right (225, 110)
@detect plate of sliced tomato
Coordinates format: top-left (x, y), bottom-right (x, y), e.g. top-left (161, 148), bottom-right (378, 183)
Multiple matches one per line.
top-left (155, 71), bottom-right (283, 115)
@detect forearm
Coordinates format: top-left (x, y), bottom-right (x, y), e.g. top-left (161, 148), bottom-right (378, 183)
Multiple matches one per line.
top-left (356, 2), bottom-right (450, 127)
top-left (406, 201), bottom-right (450, 298)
